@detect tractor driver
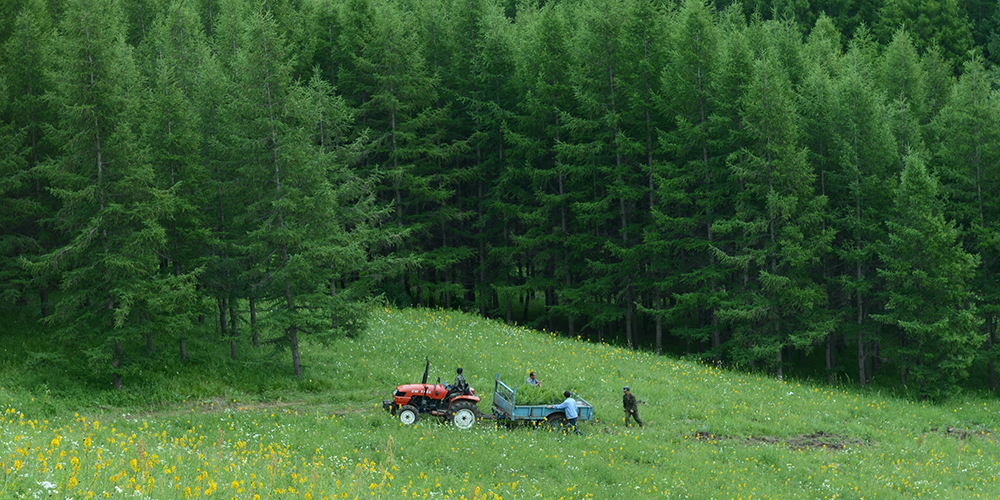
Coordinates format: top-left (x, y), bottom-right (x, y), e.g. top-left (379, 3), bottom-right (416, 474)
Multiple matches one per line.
top-left (448, 367), bottom-right (470, 400)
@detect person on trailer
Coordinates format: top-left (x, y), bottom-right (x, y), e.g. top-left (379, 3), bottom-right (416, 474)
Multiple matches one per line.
top-left (526, 371), bottom-right (542, 387)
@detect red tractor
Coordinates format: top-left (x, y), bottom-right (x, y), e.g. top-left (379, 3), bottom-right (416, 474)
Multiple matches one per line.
top-left (382, 360), bottom-right (482, 429)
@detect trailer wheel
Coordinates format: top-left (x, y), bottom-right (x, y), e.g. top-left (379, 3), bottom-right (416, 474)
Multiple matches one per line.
top-left (398, 405), bottom-right (419, 425)
top-left (449, 402), bottom-right (479, 429)
top-left (545, 414), bottom-right (566, 432)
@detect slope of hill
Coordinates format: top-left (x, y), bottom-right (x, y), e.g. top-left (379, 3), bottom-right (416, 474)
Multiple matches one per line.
top-left (3, 307), bottom-right (1000, 499)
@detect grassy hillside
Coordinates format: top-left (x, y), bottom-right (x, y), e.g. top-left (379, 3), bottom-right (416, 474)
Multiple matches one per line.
top-left (3, 307), bottom-right (1000, 499)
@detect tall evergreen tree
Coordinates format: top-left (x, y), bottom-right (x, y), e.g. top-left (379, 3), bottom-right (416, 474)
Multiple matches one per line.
top-left (359, 0), bottom-right (468, 311)
top-left (435, 0), bottom-right (514, 317)
top-left (507, 2), bottom-right (581, 333)
top-left (225, 6), bottom-right (317, 376)
top-left (138, 1), bottom-right (214, 359)
top-left (562, 0), bottom-right (646, 347)
top-left (875, 0), bottom-right (974, 65)
top-left (825, 31), bottom-right (898, 387)
top-left (879, 30), bottom-right (927, 173)
top-left (0, 0), bottom-right (57, 313)
top-left (27, 0), bottom-right (191, 389)
top-left (873, 151), bottom-right (981, 399)
top-left (713, 31), bottom-right (834, 378)
top-left (656, 0), bottom-right (727, 358)
top-left (929, 55), bottom-right (1000, 392)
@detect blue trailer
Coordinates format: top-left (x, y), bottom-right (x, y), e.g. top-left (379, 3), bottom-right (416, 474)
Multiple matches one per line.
top-left (491, 375), bottom-right (594, 429)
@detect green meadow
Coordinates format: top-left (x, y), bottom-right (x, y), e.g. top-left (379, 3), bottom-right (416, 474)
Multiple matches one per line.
top-left (3, 307), bottom-right (1000, 499)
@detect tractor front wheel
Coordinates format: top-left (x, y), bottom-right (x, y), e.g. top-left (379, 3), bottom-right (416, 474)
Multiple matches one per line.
top-left (398, 405), bottom-right (419, 425)
top-left (449, 402), bottom-right (479, 429)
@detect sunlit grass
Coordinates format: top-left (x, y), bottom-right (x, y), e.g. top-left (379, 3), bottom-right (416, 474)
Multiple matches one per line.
top-left (3, 306), bottom-right (1000, 498)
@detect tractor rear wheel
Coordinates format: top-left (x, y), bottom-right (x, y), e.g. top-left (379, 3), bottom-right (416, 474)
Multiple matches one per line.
top-left (449, 402), bottom-right (479, 429)
top-left (398, 405), bottom-right (419, 425)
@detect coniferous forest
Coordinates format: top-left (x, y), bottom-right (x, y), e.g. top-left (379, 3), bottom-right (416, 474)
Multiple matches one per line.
top-left (3, 0), bottom-right (1000, 399)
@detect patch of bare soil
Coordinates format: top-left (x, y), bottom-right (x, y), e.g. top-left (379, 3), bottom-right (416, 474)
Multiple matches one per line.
top-left (934, 426), bottom-right (992, 440)
top-left (692, 430), bottom-right (866, 451)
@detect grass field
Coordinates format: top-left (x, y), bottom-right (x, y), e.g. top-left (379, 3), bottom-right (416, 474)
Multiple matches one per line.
top-left (3, 306), bottom-right (1000, 499)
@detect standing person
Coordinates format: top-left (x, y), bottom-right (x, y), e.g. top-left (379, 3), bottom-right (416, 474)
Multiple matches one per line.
top-left (526, 371), bottom-right (542, 387)
top-left (623, 386), bottom-right (643, 428)
top-left (548, 391), bottom-right (583, 435)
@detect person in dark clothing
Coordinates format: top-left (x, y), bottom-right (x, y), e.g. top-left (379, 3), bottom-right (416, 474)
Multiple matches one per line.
top-left (452, 367), bottom-right (469, 394)
top-left (623, 386), bottom-right (643, 427)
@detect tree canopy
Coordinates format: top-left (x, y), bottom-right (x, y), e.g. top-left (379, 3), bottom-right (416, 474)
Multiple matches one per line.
top-left (2, 0), bottom-right (998, 398)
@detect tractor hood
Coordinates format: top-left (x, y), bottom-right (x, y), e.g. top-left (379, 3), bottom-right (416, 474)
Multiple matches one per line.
top-left (394, 383), bottom-right (475, 398)
top-left (395, 383), bottom-right (449, 399)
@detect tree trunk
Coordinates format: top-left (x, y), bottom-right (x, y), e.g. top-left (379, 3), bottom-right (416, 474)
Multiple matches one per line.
top-left (988, 315), bottom-right (995, 392)
top-left (826, 331), bottom-right (836, 385)
top-left (250, 296), bottom-right (259, 348)
top-left (775, 323), bottom-right (784, 380)
top-left (145, 313), bottom-right (153, 354)
top-left (218, 296), bottom-right (227, 336)
top-left (655, 290), bottom-right (663, 355)
top-left (229, 298), bottom-right (238, 360)
top-left (112, 341), bottom-right (123, 390)
top-left (625, 293), bottom-right (634, 349)
top-left (287, 279), bottom-right (301, 377)
top-left (330, 276), bottom-right (338, 329)
top-left (39, 286), bottom-right (50, 318)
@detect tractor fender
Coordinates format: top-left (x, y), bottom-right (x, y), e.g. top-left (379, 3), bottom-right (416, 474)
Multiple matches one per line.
top-left (448, 395), bottom-right (481, 407)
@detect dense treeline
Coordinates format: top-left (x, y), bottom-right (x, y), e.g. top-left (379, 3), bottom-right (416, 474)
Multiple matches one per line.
top-left (2, 0), bottom-right (999, 399)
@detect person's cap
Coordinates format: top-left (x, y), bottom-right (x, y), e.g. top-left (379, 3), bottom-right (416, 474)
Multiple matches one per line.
top-left (623, 386), bottom-right (629, 391)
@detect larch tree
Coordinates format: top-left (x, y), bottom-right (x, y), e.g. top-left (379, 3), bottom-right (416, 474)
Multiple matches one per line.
top-left (826, 32), bottom-right (898, 388)
top-left (929, 55), bottom-right (1000, 392)
top-left (358, 0), bottom-right (464, 312)
top-left (138, 2), bottom-right (215, 360)
top-left (507, 2), bottom-right (578, 334)
top-left (873, 151), bottom-right (981, 400)
top-left (0, 0), bottom-right (57, 314)
top-left (713, 27), bottom-right (834, 379)
top-left (656, 0), bottom-right (727, 358)
top-left (27, 0), bottom-right (190, 389)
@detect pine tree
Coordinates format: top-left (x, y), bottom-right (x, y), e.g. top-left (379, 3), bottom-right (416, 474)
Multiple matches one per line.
top-left (138, 2), bottom-right (213, 360)
top-left (879, 29), bottom-right (927, 166)
top-left (357, 0), bottom-right (466, 312)
top-left (442, 0), bottom-right (516, 317)
top-left (561, 0), bottom-right (648, 347)
top-left (226, 6), bottom-right (314, 376)
top-left (875, 0), bottom-right (974, 65)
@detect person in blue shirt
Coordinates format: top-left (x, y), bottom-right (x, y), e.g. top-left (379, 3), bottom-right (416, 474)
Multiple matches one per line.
top-left (548, 391), bottom-right (583, 435)
top-left (526, 371), bottom-right (542, 387)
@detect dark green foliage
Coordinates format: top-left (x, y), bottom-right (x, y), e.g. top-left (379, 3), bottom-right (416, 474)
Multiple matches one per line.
top-left (873, 152), bottom-right (982, 400)
top-left (513, 385), bottom-right (565, 405)
top-left (4, 0), bottom-right (1000, 398)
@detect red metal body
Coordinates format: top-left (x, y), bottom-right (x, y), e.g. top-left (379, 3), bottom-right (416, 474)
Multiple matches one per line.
top-left (384, 382), bottom-right (480, 416)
